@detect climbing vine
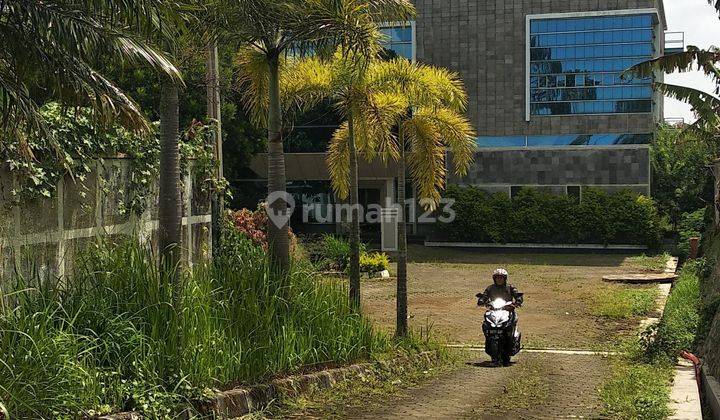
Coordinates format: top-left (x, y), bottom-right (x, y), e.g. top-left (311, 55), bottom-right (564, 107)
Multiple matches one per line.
top-left (1, 103), bottom-right (224, 215)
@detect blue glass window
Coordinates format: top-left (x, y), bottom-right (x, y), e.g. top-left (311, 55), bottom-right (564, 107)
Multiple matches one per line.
top-left (380, 24), bottom-right (413, 60)
top-left (476, 134), bottom-right (651, 148)
top-left (530, 14), bottom-right (655, 116)
top-left (477, 136), bottom-right (526, 147)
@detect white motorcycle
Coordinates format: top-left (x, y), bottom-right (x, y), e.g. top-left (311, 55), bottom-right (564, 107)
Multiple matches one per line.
top-left (481, 297), bottom-right (522, 366)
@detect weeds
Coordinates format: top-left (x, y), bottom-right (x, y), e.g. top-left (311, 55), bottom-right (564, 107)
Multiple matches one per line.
top-left (625, 253), bottom-right (670, 272)
top-left (0, 229), bottom-right (388, 418)
top-left (600, 354), bottom-right (673, 420)
top-left (591, 287), bottom-right (658, 319)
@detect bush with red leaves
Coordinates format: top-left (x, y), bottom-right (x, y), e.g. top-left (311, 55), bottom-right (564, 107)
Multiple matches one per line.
top-left (228, 205), bottom-right (297, 252)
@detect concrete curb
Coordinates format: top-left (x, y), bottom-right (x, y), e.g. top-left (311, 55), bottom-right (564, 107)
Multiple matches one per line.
top-left (424, 241), bottom-right (648, 251)
top-left (669, 360), bottom-right (703, 419)
top-left (701, 365), bottom-right (720, 420)
top-left (99, 351), bottom-right (440, 419)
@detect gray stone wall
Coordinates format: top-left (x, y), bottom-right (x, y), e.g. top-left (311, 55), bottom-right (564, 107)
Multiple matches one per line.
top-left (449, 146), bottom-right (650, 193)
top-left (414, 0), bottom-right (666, 137)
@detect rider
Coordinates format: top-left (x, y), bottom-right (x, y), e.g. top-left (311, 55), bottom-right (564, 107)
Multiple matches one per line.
top-left (476, 268), bottom-right (524, 365)
top-left (476, 268), bottom-right (524, 308)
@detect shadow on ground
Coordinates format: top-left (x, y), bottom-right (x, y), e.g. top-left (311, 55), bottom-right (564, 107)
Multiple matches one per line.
top-left (405, 244), bottom-right (633, 267)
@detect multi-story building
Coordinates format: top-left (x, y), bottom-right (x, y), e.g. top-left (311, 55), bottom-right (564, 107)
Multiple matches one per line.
top-left (242, 0), bottom-right (676, 234)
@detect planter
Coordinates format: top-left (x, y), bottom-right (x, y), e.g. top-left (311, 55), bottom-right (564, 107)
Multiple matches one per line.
top-left (364, 270), bottom-right (390, 279)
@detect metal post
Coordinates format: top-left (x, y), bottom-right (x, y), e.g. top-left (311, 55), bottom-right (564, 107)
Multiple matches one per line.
top-left (206, 43), bottom-right (223, 258)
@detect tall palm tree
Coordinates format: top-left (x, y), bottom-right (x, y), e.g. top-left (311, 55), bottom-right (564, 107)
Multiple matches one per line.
top-left (218, 0), bottom-right (413, 274)
top-left (281, 50), bottom-right (410, 308)
top-left (0, 1), bottom-right (181, 146)
top-left (328, 59), bottom-right (476, 337)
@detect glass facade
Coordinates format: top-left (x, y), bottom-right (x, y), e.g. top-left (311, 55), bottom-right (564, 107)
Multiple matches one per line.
top-left (477, 133), bottom-right (652, 148)
top-left (380, 24), bottom-right (413, 60)
top-left (529, 14), bottom-right (655, 116)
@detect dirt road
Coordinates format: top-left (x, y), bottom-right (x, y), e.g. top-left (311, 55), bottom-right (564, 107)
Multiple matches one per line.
top-left (277, 247), bottom-right (659, 419)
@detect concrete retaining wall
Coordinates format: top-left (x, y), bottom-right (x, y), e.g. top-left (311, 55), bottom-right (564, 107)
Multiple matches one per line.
top-left (0, 159), bottom-right (212, 282)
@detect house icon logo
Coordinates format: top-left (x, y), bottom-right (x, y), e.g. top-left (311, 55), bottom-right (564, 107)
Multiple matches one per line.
top-left (265, 191), bottom-right (296, 228)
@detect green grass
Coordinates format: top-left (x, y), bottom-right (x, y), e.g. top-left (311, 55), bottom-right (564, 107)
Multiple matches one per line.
top-left (600, 354), bottom-right (674, 420)
top-left (0, 230), bottom-right (391, 418)
top-left (591, 287), bottom-right (658, 319)
top-left (625, 253), bottom-right (670, 272)
top-left (646, 262), bottom-right (702, 362)
top-left (600, 262), bottom-right (704, 419)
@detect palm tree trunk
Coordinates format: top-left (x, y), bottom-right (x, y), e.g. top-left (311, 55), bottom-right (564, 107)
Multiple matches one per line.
top-left (347, 112), bottom-right (361, 308)
top-left (396, 130), bottom-right (408, 338)
top-left (266, 53), bottom-right (291, 272)
top-left (158, 78), bottom-right (182, 284)
top-left (206, 43), bottom-right (224, 257)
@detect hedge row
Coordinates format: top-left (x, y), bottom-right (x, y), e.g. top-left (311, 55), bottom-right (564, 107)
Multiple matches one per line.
top-left (440, 186), bottom-right (661, 247)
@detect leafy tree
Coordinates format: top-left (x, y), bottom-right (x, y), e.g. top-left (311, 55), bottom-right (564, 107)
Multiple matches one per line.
top-left (651, 125), bottom-right (715, 229)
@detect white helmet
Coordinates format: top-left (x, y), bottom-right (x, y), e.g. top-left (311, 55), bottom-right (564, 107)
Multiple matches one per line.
top-left (492, 268), bottom-right (508, 279)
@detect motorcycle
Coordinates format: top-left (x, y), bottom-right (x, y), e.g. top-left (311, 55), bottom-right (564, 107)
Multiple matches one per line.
top-left (481, 297), bottom-right (522, 366)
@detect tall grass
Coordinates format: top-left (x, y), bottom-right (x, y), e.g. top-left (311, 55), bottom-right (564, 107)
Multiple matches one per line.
top-left (0, 230), bottom-right (387, 418)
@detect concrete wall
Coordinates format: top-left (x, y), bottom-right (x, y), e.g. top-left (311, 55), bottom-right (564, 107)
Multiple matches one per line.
top-left (414, 0), bottom-right (666, 137)
top-left (449, 146), bottom-right (651, 194)
top-left (0, 159), bottom-right (212, 281)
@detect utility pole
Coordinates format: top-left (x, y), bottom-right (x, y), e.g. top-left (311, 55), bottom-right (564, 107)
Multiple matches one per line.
top-left (206, 43), bottom-right (224, 257)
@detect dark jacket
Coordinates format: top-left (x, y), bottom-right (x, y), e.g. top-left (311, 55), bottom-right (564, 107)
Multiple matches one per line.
top-left (476, 283), bottom-right (524, 306)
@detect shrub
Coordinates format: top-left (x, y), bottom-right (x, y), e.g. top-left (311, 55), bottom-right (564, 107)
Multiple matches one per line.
top-left (314, 235), bottom-right (368, 272)
top-left (360, 252), bottom-right (390, 273)
top-left (441, 186), bottom-right (661, 247)
top-left (228, 205), bottom-right (298, 252)
top-left (677, 208), bottom-right (707, 259)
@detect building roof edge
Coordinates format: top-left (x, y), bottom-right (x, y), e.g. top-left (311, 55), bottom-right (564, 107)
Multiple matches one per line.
top-left (657, 0), bottom-right (668, 29)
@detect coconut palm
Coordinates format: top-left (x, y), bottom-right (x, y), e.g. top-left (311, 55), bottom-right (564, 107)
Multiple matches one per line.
top-left (220, 0), bottom-right (413, 274)
top-left (0, 0), bottom-right (181, 147)
top-left (328, 59), bottom-right (476, 336)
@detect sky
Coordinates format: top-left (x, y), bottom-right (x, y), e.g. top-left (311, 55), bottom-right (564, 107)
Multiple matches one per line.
top-left (663, 0), bottom-right (720, 122)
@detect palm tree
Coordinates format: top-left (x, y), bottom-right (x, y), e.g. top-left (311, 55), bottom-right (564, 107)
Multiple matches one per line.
top-left (328, 59), bottom-right (476, 336)
top-left (0, 1), bottom-right (181, 146)
top-left (627, 0), bottom-right (720, 136)
top-left (219, 0), bottom-right (413, 274)
top-left (628, 46), bottom-right (720, 136)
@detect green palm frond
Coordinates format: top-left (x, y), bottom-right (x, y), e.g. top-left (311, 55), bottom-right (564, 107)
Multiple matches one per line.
top-left (403, 115), bottom-right (446, 208)
top-left (282, 57), bottom-right (333, 124)
top-left (712, 0), bottom-right (720, 17)
top-left (412, 107), bottom-right (477, 176)
top-left (626, 46), bottom-right (720, 86)
top-left (327, 122), bottom-right (351, 199)
top-left (402, 107), bottom-right (477, 208)
top-left (656, 82), bottom-right (720, 136)
top-left (234, 46), bottom-right (274, 127)
top-left (369, 59), bottom-right (468, 112)
top-left (0, 0), bottom-right (182, 137)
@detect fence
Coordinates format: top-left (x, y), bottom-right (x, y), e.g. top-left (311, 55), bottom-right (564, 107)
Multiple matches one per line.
top-left (0, 158), bottom-right (212, 280)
